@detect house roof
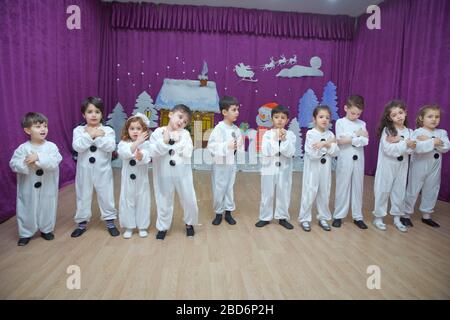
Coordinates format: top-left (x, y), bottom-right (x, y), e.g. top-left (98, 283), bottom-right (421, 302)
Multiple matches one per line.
top-left (155, 78), bottom-right (220, 113)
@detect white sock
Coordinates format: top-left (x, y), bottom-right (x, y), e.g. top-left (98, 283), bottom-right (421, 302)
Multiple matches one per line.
top-left (394, 216), bottom-right (401, 224)
top-left (374, 217), bottom-right (383, 224)
top-left (422, 213), bottom-right (431, 220)
top-left (404, 214), bottom-right (411, 219)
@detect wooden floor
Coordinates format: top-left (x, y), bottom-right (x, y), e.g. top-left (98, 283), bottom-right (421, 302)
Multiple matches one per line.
top-left (0, 169), bottom-right (449, 299)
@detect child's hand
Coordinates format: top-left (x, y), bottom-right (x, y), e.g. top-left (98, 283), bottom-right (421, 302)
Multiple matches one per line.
top-left (228, 140), bottom-right (237, 150)
top-left (273, 131), bottom-right (280, 141)
top-left (312, 141), bottom-right (326, 150)
top-left (356, 129), bottom-right (369, 138)
top-left (338, 136), bottom-right (352, 145)
top-left (416, 135), bottom-right (430, 141)
top-left (406, 139), bottom-right (416, 149)
top-left (25, 152), bottom-right (38, 165)
top-left (85, 127), bottom-right (96, 139)
top-left (85, 127), bottom-right (104, 139)
top-left (280, 129), bottom-right (287, 141)
top-left (136, 131), bottom-right (149, 145)
top-left (386, 135), bottom-right (401, 143)
top-left (135, 148), bottom-right (143, 161)
top-left (163, 128), bottom-right (170, 144)
top-left (171, 131), bottom-right (180, 143)
top-left (434, 137), bottom-right (443, 147)
top-left (94, 128), bottom-right (105, 138)
top-left (326, 137), bottom-right (336, 148)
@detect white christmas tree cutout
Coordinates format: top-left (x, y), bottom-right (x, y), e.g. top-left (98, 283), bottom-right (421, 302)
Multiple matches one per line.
top-left (132, 91), bottom-right (158, 128)
top-left (106, 102), bottom-right (127, 143)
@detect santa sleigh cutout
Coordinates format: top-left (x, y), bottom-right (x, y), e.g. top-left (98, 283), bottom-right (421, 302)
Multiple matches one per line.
top-left (234, 63), bottom-right (258, 82)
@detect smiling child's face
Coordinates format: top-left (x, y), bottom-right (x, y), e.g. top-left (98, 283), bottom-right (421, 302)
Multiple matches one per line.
top-left (25, 122), bottom-right (48, 143)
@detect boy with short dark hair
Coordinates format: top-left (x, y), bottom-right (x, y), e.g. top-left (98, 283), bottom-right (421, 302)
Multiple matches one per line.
top-left (10, 112), bottom-right (62, 246)
top-left (150, 104), bottom-right (199, 240)
top-left (71, 97), bottom-right (120, 238)
top-left (256, 105), bottom-right (296, 230)
top-left (207, 95), bottom-right (243, 225)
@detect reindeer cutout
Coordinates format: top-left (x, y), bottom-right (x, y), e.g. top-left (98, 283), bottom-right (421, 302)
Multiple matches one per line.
top-left (262, 57), bottom-right (276, 71)
top-left (288, 54), bottom-right (297, 65)
top-left (277, 55), bottom-right (287, 66)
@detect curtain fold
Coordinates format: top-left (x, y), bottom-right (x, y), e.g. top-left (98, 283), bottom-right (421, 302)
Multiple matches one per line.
top-left (0, 0), bottom-right (104, 222)
top-left (110, 3), bottom-right (356, 40)
top-left (399, 0), bottom-right (450, 201)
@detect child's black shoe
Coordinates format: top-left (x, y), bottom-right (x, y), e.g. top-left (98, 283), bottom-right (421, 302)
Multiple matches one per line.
top-left (255, 220), bottom-right (270, 228)
top-left (332, 219), bottom-right (342, 228)
top-left (279, 219), bottom-right (293, 230)
top-left (41, 232), bottom-right (54, 240)
top-left (156, 230), bottom-right (167, 240)
top-left (224, 211), bottom-right (236, 225)
top-left (186, 226), bottom-right (195, 237)
top-left (107, 226), bottom-right (120, 237)
top-left (422, 218), bottom-right (440, 228)
top-left (17, 237), bottom-right (31, 246)
top-left (400, 217), bottom-right (413, 227)
top-left (212, 214), bottom-right (222, 225)
top-left (71, 228), bottom-right (86, 238)
top-left (354, 220), bottom-right (368, 229)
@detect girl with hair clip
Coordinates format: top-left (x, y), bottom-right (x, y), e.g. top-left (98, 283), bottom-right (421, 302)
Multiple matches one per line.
top-left (118, 113), bottom-right (155, 238)
top-left (298, 105), bottom-right (339, 232)
top-left (372, 100), bottom-right (416, 232)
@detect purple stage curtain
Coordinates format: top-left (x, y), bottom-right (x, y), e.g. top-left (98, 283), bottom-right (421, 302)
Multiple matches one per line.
top-left (0, 0), bottom-right (103, 222)
top-left (110, 2), bottom-right (355, 40)
top-left (400, 0), bottom-right (450, 201)
top-left (349, 0), bottom-right (450, 201)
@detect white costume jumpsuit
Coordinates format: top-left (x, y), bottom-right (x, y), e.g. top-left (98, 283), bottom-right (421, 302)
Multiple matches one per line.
top-left (333, 117), bottom-right (369, 221)
top-left (259, 129), bottom-right (296, 221)
top-left (298, 128), bottom-right (339, 223)
top-left (372, 127), bottom-right (414, 218)
top-left (207, 121), bottom-right (244, 215)
top-left (72, 125), bottom-right (117, 223)
top-left (117, 140), bottom-right (153, 230)
top-left (150, 127), bottom-right (199, 232)
top-left (404, 128), bottom-right (450, 215)
top-left (9, 141), bottom-right (62, 238)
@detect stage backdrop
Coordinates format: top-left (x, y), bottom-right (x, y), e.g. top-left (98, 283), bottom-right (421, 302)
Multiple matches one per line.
top-left (0, 0), bottom-right (449, 222)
